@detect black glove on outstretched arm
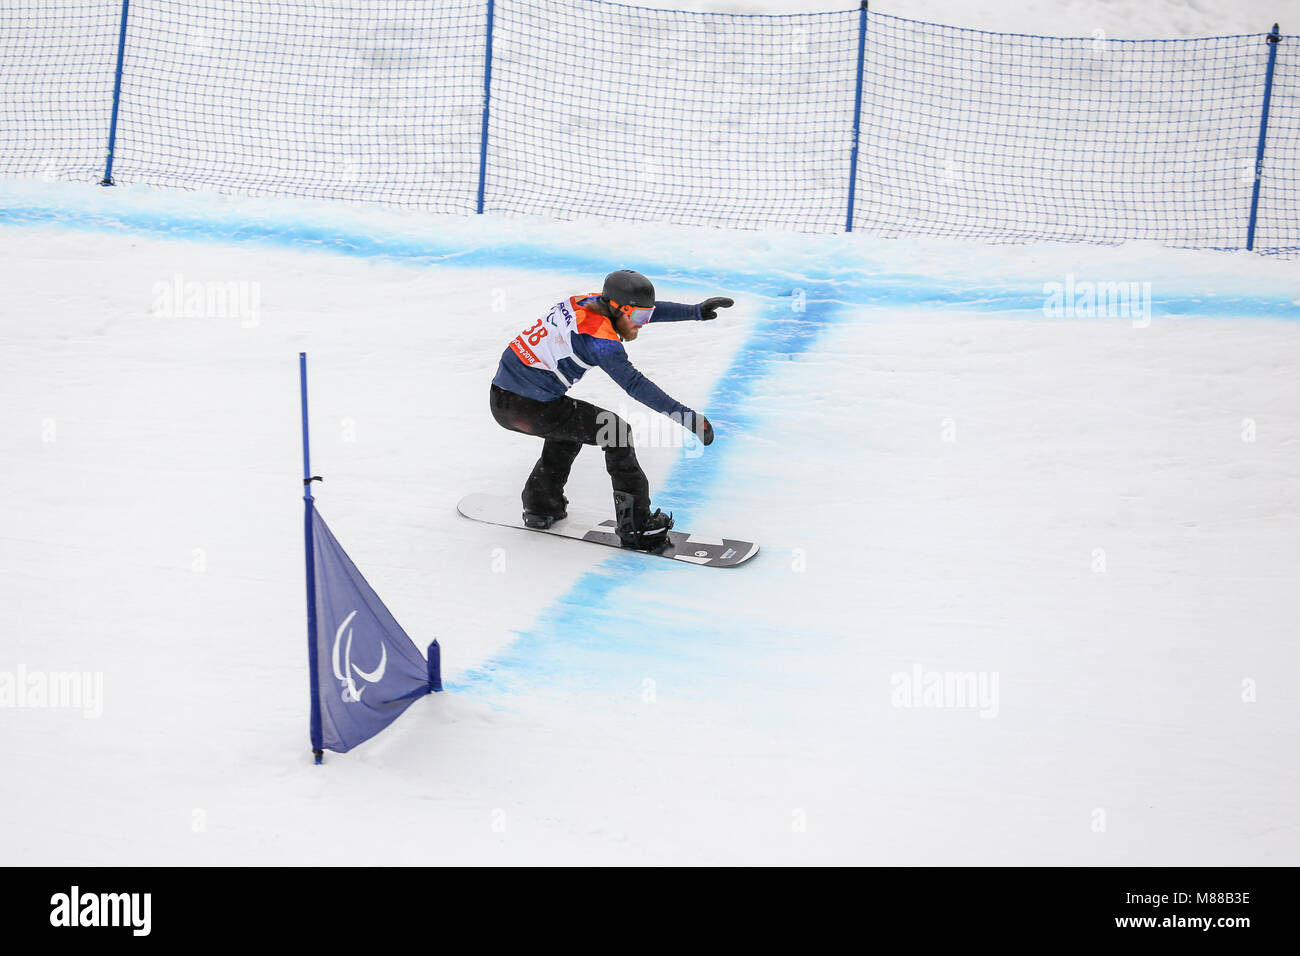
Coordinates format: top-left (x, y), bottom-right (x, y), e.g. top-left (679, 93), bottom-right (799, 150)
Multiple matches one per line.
top-left (689, 413), bottom-right (714, 446)
top-left (698, 297), bottom-right (734, 320)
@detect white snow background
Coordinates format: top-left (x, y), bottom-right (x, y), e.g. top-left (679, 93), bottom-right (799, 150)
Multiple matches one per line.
top-left (1, 0), bottom-right (1298, 865)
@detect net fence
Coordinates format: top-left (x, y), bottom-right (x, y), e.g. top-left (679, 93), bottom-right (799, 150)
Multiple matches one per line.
top-left (856, 15), bottom-right (1273, 248)
top-left (0, 0), bottom-right (121, 183)
top-left (0, 0), bottom-right (1294, 253)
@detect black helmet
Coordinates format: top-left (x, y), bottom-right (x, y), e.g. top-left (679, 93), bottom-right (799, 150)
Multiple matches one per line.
top-left (601, 270), bottom-right (655, 309)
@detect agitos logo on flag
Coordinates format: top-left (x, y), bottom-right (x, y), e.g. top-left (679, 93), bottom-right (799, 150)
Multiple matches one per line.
top-left (309, 509), bottom-right (441, 755)
top-left (299, 354), bottom-right (441, 762)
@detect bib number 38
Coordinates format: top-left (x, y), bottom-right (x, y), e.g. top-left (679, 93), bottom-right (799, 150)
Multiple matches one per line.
top-left (522, 319), bottom-right (548, 346)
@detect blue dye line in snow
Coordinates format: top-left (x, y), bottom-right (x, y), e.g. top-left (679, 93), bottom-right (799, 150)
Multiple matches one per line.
top-left (450, 294), bottom-right (844, 696)
top-left (1, 200), bottom-right (1297, 319)
top-left (5, 196), bottom-right (1299, 696)
top-left (0, 197), bottom-right (842, 697)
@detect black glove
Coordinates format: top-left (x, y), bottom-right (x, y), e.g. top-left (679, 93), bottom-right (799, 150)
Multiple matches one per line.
top-left (692, 414), bottom-right (714, 446)
top-left (698, 297), bottom-right (734, 320)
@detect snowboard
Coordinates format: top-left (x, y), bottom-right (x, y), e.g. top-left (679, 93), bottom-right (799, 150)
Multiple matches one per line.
top-left (456, 493), bottom-right (759, 568)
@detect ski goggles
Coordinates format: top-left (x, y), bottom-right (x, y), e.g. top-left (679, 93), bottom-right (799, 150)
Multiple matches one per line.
top-left (610, 299), bottom-right (655, 327)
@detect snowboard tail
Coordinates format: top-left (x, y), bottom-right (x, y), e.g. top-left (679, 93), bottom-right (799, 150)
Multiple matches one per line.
top-left (456, 494), bottom-right (758, 568)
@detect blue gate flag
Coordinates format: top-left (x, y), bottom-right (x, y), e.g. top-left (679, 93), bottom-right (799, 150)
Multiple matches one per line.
top-left (309, 506), bottom-right (441, 754)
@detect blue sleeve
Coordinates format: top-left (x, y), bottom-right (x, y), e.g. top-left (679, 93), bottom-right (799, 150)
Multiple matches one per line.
top-left (650, 300), bottom-right (703, 323)
top-left (578, 335), bottom-right (698, 426)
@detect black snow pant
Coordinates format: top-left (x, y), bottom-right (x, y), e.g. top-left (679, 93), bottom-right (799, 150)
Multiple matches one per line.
top-left (489, 384), bottom-right (649, 517)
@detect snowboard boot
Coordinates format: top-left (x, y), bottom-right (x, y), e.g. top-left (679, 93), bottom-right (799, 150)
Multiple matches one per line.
top-left (523, 495), bottom-right (568, 529)
top-left (612, 491), bottom-right (673, 551)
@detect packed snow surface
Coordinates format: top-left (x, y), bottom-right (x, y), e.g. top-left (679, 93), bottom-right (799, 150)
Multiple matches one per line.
top-left (2, 176), bottom-right (1297, 864)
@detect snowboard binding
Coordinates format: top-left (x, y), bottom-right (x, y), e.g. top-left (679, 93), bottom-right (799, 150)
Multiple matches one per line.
top-left (613, 491), bottom-right (673, 551)
top-left (522, 496), bottom-right (567, 529)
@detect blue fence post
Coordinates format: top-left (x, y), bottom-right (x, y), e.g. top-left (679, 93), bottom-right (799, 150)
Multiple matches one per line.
top-left (845, 1), bottom-right (868, 232)
top-left (1246, 24), bottom-right (1281, 252)
top-left (100, 0), bottom-right (131, 186)
top-left (299, 353), bottom-right (324, 765)
top-left (476, 0), bottom-right (497, 215)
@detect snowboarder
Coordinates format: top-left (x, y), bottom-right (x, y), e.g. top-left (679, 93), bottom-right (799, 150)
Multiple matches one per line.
top-left (490, 270), bottom-right (733, 551)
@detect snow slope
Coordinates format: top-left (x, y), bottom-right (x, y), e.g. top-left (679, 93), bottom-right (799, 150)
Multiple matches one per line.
top-left (3, 0), bottom-right (1299, 868)
top-left (1, 177), bottom-right (1298, 864)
